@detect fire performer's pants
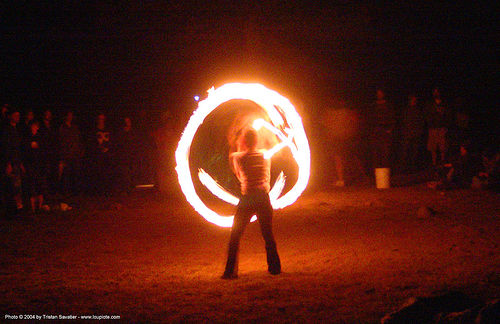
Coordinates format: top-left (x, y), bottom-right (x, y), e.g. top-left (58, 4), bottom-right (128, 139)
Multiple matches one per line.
top-left (223, 190), bottom-right (281, 276)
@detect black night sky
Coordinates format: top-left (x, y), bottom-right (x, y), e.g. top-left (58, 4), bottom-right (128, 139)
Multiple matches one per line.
top-left (1, 2), bottom-right (498, 139)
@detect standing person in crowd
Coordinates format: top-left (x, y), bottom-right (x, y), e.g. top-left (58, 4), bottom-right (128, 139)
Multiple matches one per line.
top-left (19, 109), bottom-right (36, 203)
top-left (152, 111), bottom-right (179, 193)
top-left (88, 113), bottom-right (113, 195)
top-left (319, 101), bottom-right (364, 187)
top-left (136, 109), bottom-right (157, 187)
top-left (401, 93), bottom-right (425, 172)
top-left (1, 105), bottom-right (10, 151)
top-left (369, 88), bottom-right (395, 171)
top-left (222, 129), bottom-right (281, 279)
top-left (116, 116), bottom-right (136, 193)
top-left (1, 109), bottom-right (24, 214)
top-left (20, 109), bottom-right (35, 139)
top-left (39, 109), bottom-right (58, 194)
top-left (1, 104), bottom-right (9, 130)
top-left (425, 87), bottom-right (451, 167)
top-left (448, 96), bottom-right (471, 157)
top-left (0, 104), bottom-right (10, 211)
top-left (23, 120), bottom-right (46, 213)
top-left (58, 111), bottom-right (83, 196)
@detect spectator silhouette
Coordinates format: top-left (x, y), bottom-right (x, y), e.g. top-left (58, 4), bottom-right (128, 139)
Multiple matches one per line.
top-left (58, 111), bottom-right (84, 196)
top-left (39, 109), bottom-right (58, 194)
top-left (135, 109), bottom-right (156, 186)
top-left (116, 116), bottom-right (137, 192)
top-left (1, 104), bottom-right (9, 130)
top-left (369, 88), bottom-right (395, 170)
top-left (20, 109), bottom-right (35, 140)
top-left (23, 120), bottom-right (46, 213)
top-left (88, 113), bottom-right (113, 195)
top-left (425, 88), bottom-right (451, 167)
top-left (448, 96), bottom-right (471, 157)
top-left (1, 109), bottom-right (24, 214)
top-left (401, 93), bottom-right (425, 172)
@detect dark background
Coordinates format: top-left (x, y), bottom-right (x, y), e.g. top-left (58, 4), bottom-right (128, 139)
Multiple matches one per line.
top-left (1, 2), bottom-right (498, 143)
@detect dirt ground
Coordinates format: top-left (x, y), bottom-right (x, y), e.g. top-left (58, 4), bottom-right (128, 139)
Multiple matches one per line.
top-left (1, 184), bottom-right (499, 323)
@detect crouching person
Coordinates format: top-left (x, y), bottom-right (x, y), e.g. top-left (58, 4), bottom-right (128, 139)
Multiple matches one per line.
top-left (438, 141), bottom-right (477, 190)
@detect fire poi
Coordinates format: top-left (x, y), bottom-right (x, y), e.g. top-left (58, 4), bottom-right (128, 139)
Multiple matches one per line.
top-left (175, 83), bottom-right (310, 227)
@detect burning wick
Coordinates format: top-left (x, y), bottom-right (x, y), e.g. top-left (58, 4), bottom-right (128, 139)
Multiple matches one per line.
top-left (252, 118), bottom-right (295, 159)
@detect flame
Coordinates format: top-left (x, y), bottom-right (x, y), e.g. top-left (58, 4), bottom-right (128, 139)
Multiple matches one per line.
top-left (175, 83), bottom-right (310, 227)
top-left (198, 168), bottom-right (239, 206)
top-left (198, 169), bottom-right (286, 208)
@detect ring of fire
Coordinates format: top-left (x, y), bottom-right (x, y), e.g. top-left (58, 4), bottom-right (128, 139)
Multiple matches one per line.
top-left (175, 83), bottom-right (311, 227)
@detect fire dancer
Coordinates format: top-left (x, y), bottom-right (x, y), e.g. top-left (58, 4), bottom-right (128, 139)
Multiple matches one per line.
top-left (222, 129), bottom-right (281, 279)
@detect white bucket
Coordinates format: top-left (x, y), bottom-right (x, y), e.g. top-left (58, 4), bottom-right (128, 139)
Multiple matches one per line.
top-left (375, 168), bottom-right (391, 189)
